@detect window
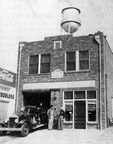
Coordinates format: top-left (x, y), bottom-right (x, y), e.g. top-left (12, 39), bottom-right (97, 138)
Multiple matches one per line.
top-left (63, 90), bottom-right (97, 123)
top-left (41, 54), bottom-right (50, 73)
top-left (65, 104), bottom-right (73, 122)
top-left (29, 54), bottom-right (50, 74)
top-left (65, 50), bottom-right (89, 72)
top-left (54, 41), bottom-right (62, 49)
top-left (74, 91), bottom-right (85, 99)
top-left (66, 52), bottom-right (76, 71)
top-left (88, 101), bottom-right (96, 121)
top-left (87, 91), bottom-right (96, 99)
top-left (29, 55), bottom-right (38, 74)
top-left (64, 91), bottom-right (73, 99)
top-left (64, 91), bottom-right (73, 122)
top-left (79, 50), bottom-right (89, 70)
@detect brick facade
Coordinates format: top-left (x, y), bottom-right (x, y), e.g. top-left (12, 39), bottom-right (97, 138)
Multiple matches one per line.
top-left (16, 32), bottom-right (113, 129)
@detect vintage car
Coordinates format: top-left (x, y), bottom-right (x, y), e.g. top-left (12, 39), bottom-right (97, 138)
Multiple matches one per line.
top-left (0, 106), bottom-right (48, 137)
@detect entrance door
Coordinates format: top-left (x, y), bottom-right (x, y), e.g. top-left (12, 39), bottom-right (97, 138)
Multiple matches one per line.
top-left (74, 101), bottom-right (86, 129)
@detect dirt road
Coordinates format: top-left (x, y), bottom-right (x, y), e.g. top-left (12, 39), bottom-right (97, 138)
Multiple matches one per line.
top-left (0, 127), bottom-right (113, 144)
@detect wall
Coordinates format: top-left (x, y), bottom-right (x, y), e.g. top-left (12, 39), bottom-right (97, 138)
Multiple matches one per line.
top-left (0, 86), bottom-right (16, 120)
top-left (104, 38), bottom-right (113, 121)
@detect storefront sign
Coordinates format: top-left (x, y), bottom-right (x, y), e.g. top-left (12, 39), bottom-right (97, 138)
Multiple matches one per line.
top-left (0, 92), bottom-right (14, 99)
top-left (0, 68), bottom-right (16, 87)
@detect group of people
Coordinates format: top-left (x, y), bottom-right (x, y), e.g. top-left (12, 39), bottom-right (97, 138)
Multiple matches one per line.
top-left (47, 105), bottom-right (65, 130)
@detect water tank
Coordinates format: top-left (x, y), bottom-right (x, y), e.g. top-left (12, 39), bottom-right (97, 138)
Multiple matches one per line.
top-left (61, 7), bottom-right (81, 33)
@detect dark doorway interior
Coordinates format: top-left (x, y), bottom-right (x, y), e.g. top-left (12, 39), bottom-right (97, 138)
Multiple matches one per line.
top-left (74, 101), bottom-right (86, 129)
top-left (23, 92), bottom-right (50, 108)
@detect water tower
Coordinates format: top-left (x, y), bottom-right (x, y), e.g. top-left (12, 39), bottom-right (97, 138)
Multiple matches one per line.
top-left (61, 7), bottom-right (81, 34)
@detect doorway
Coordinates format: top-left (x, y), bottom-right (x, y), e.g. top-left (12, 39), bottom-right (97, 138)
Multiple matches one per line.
top-left (74, 101), bottom-right (86, 129)
top-left (23, 92), bottom-right (50, 108)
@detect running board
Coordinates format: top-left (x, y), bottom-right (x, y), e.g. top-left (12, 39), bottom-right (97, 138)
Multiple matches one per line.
top-left (32, 123), bottom-right (47, 129)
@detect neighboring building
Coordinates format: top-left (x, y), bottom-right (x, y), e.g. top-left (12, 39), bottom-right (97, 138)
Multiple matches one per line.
top-left (16, 31), bottom-right (113, 130)
top-left (0, 67), bottom-right (16, 120)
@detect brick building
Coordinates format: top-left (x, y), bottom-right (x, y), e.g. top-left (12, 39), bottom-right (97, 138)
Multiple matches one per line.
top-left (16, 31), bottom-right (113, 130)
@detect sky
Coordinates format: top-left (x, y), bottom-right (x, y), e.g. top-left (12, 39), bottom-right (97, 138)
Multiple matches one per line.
top-left (0, 0), bottom-right (113, 73)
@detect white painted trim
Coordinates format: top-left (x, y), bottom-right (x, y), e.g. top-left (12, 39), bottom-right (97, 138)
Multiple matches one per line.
top-left (54, 41), bottom-right (62, 49)
top-left (112, 98), bottom-right (113, 118)
top-left (65, 52), bottom-right (66, 72)
top-left (23, 80), bottom-right (95, 90)
top-left (76, 51), bottom-right (79, 71)
top-left (38, 54), bottom-right (41, 74)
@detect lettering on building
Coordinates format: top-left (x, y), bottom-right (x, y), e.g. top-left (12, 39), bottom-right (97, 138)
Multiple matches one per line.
top-left (0, 92), bottom-right (14, 99)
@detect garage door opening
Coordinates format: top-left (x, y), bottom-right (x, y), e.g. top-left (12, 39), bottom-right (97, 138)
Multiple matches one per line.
top-left (23, 92), bottom-right (50, 109)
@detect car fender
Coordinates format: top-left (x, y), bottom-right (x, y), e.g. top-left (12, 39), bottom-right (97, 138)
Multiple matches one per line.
top-left (19, 120), bottom-right (31, 128)
top-left (19, 119), bottom-right (27, 125)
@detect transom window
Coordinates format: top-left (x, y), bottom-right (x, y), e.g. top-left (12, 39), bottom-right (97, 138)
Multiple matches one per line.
top-left (74, 91), bottom-right (85, 99)
top-left (64, 91), bottom-right (73, 99)
top-left (29, 54), bottom-right (50, 74)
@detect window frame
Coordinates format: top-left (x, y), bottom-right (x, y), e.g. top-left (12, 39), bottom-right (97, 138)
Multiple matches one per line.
top-left (29, 55), bottom-right (39, 74)
top-left (63, 90), bottom-right (97, 124)
top-left (29, 54), bottom-right (50, 74)
top-left (87, 101), bottom-right (97, 122)
top-left (66, 51), bottom-right (76, 71)
top-left (79, 50), bottom-right (90, 71)
top-left (63, 91), bottom-right (74, 123)
top-left (40, 54), bottom-right (50, 73)
top-left (65, 50), bottom-right (90, 72)
top-left (54, 41), bottom-right (62, 49)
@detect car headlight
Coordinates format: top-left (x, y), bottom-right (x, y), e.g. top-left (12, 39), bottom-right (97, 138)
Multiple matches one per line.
top-left (15, 118), bottom-right (18, 123)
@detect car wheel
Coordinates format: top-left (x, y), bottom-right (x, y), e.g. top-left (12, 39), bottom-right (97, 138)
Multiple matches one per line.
top-left (0, 125), bottom-right (7, 136)
top-left (21, 123), bottom-right (29, 137)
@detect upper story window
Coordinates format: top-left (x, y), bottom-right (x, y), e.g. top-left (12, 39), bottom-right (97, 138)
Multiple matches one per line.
top-left (66, 52), bottom-right (76, 71)
top-left (65, 50), bottom-right (89, 72)
top-left (41, 54), bottom-right (50, 73)
top-left (29, 55), bottom-right (38, 74)
top-left (79, 50), bottom-right (89, 70)
top-left (54, 41), bottom-right (62, 49)
top-left (29, 54), bottom-right (50, 74)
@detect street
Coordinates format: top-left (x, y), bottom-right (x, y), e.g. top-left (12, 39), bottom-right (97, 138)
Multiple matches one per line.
top-left (0, 127), bottom-right (113, 144)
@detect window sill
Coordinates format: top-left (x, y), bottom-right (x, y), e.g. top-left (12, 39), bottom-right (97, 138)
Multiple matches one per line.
top-left (87, 121), bottom-right (98, 124)
top-left (64, 121), bottom-right (73, 123)
top-left (64, 70), bottom-right (90, 74)
top-left (28, 73), bottom-right (50, 76)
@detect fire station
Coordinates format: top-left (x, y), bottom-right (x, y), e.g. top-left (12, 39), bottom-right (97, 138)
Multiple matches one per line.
top-left (15, 7), bottom-right (113, 129)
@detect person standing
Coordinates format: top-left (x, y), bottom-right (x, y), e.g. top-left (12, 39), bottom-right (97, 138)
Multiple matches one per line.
top-left (47, 105), bottom-right (54, 130)
top-left (58, 107), bottom-right (65, 130)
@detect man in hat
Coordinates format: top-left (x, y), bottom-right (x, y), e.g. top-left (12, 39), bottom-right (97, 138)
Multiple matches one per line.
top-left (58, 107), bottom-right (65, 130)
top-left (47, 105), bottom-right (54, 130)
